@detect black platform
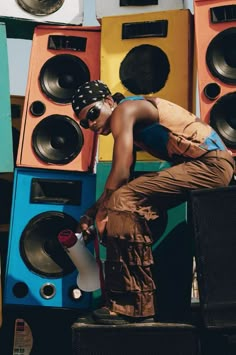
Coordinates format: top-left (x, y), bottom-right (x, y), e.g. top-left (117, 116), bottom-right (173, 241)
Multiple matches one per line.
top-left (72, 316), bottom-right (200, 355)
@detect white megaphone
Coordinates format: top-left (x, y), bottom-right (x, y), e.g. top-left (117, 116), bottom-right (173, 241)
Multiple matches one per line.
top-left (58, 229), bottom-right (101, 292)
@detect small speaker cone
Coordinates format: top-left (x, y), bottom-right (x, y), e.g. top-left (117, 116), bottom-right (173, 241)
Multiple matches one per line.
top-left (32, 114), bottom-right (84, 164)
top-left (17, 0), bottom-right (64, 16)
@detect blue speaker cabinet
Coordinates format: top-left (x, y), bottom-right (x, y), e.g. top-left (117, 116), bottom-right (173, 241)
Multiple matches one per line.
top-left (0, 23), bottom-right (13, 172)
top-left (4, 167), bottom-right (96, 310)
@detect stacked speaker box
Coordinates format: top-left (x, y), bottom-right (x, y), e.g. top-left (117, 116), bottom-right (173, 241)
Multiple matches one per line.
top-left (0, 23), bottom-right (14, 173)
top-left (194, 0), bottom-right (236, 156)
top-left (0, 0), bottom-right (84, 39)
top-left (95, 0), bottom-right (184, 19)
top-left (16, 25), bottom-right (100, 173)
top-left (188, 185), bottom-right (236, 328)
top-left (4, 167), bottom-right (96, 309)
top-left (98, 9), bottom-right (194, 162)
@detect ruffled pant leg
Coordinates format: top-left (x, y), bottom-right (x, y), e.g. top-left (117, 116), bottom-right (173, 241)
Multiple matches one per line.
top-left (104, 211), bottom-right (156, 318)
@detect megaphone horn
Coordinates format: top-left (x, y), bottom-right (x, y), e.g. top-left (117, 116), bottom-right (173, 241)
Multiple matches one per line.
top-left (58, 229), bottom-right (101, 292)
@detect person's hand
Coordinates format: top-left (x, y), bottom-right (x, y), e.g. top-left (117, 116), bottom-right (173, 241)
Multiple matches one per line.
top-left (76, 215), bottom-right (96, 244)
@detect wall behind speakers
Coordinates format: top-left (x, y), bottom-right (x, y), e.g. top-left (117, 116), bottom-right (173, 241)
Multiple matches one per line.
top-left (4, 168), bottom-right (96, 309)
top-left (16, 25), bottom-right (100, 172)
top-left (95, 0), bottom-right (184, 20)
top-left (98, 10), bottom-right (194, 161)
top-left (194, 0), bottom-right (236, 156)
top-left (0, 23), bottom-right (14, 173)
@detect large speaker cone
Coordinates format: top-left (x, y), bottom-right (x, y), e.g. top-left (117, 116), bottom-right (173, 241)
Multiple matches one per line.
top-left (32, 114), bottom-right (84, 164)
top-left (206, 28), bottom-right (236, 85)
top-left (39, 54), bottom-right (90, 103)
top-left (119, 44), bottom-right (170, 94)
top-left (17, 0), bottom-right (64, 16)
top-left (210, 92), bottom-right (236, 148)
top-left (20, 211), bottom-right (77, 277)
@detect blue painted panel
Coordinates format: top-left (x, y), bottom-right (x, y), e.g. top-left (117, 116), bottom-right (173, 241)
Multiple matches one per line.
top-left (0, 23), bottom-right (13, 172)
top-left (4, 168), bottom-right (96, 309)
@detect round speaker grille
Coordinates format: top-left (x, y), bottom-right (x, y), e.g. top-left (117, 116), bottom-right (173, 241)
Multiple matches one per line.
top-left (206, 28), bottom-right (236, 85)
top-left (210, 92), bottom-right (236, 148)
top-left (32, 114), bottom-right (84, 164)
top-left (20, 211), bottom-right (77, 277)
top-left (39, 54), bottom-right (90, 103)
top-left (119, 44), bottom-right (170, 95)
top-left (17, 0), bottom-right (64, 16)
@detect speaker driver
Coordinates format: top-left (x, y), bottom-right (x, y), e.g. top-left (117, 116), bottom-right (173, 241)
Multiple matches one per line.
top-left (39, 54), bottom-right (90, 103)
top-left (119, 44), bottom-right (170, 94)
top-left (206, 28), bottom-right (236, 85)
top-left (32, 114), bottom-right (84, 164)
top-left (17, 0), bottom-right (64, 16)
top-left (20, 211), bottom-right (77, 277)
top-left (210, 92), bottom-right (236, 148)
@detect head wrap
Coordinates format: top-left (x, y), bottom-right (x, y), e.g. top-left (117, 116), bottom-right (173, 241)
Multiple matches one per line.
top-left (72, 80), bottom-right (111, 115)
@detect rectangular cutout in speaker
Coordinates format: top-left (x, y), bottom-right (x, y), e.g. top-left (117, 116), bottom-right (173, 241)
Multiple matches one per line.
top-left (189, 185), bottom-right (236, 328)
top-left (30, 178), bottom-right (82, 205)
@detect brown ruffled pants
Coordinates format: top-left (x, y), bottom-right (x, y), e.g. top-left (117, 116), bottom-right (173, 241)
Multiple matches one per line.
top-left (104, 150), bottom-right (235, 317)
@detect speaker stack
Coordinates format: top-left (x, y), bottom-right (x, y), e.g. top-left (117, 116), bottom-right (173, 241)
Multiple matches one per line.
top-left (194, 0), bottom-right (236, 156)
top-left (2, 3), bottom-right (101, 323)
top-left (4, 24), bottom-right (101, 311)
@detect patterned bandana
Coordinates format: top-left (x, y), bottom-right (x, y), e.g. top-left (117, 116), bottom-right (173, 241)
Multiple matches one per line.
top-left (72, 80), bottom-right (111, 115)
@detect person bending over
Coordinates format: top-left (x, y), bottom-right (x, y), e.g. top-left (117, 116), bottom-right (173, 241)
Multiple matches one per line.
top-left (71, 80), bottom-right (235, 325)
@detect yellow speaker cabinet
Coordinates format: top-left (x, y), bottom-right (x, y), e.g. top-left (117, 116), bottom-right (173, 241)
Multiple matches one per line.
top-left (98, 9), bottom-right (194, 161)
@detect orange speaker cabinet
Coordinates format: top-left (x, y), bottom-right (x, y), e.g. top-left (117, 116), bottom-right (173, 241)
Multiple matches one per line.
top-left (98, 10), bottom-right (194, 161)
top-left (16, 25), bottom-right (101, 172)
top-left (194, 0), bottom-right (236, 156)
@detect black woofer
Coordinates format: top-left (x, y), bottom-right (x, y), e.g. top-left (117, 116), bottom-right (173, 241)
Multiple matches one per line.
top-left (20, 211), bottom-right (77, 277)
top-left (210, 92), bottom-right (236, 148)
top-left (206, 28), bottom-right (236, 85)
top-left (32, 114), bottom-right (84, 164)
top-left (119, 44), bottom-right (170, 94)
top-left (17, 0), bottom-right (64, 16)
top-left (39, 54), bottom-right (90, 103)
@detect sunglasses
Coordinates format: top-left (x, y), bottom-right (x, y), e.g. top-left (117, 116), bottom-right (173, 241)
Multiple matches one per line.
top-left (79, 101), bottom-right (104, 129)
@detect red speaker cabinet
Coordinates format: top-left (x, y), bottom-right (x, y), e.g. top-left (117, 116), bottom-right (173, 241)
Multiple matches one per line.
top-left (16, 25), bottom-right (101, 173)
top-left (194, 0), bottom-right (236, 156)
